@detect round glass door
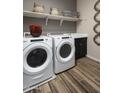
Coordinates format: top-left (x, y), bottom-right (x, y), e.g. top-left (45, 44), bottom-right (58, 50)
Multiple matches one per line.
top-left (56, 40), bottom-right (75, 63)
top-left (60, 44), bottom-right (71, 58)
top-left (27, 48), bottom-right (47, 68)
top-left (23, 43), bottom-right (52, 75)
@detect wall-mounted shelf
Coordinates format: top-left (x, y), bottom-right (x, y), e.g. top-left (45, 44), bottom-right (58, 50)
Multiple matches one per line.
top-left (23, 10), bottom-right (81, 26)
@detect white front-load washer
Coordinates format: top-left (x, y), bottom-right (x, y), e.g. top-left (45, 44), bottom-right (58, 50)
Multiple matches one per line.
top-left (23, 36), bottom-right (56, 92)
top-left (48, 34), bottom-right (75, 74)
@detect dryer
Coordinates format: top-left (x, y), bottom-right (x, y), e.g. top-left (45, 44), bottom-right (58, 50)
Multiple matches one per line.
top-left (48, 34), bottom-right (75, 74)
top-left (23, 36), bottom-right (56, 92)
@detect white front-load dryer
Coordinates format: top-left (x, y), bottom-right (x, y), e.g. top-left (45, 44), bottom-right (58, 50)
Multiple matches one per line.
top-left (48, 34), bottom-right (75, 74)
top-left (23, 36), bottom-right (56, 92)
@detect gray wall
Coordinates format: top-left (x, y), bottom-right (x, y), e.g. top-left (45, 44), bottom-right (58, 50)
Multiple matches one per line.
top-left (23, 0), bottom-right (77, 34)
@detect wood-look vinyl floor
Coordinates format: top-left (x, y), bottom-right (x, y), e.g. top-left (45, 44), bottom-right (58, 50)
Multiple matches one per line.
top-left (26, 57), bottom-right (100, 93)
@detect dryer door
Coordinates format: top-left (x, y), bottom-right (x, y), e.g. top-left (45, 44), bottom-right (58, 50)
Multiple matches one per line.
top-left (23, 42), bottom-right (52, 75)
top-left (56, 40), bottom-right (75, 63)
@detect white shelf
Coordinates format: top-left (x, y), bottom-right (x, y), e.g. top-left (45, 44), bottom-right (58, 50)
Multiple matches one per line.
top-left (23, 10), bottom-right (81, 26)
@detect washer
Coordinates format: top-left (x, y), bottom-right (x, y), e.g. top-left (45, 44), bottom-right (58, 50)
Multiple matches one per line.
top-left (23, 36), bottom-right (56, 92)
top-left (48, 34), bottom-right (75, 74)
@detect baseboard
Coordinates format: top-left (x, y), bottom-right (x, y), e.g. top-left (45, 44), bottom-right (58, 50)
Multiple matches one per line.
top-left (86, 55), bottom-right (100, 62)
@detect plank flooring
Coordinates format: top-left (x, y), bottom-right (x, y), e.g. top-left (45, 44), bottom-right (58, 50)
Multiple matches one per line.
top-left (26, 57), bottom-right (100, 93)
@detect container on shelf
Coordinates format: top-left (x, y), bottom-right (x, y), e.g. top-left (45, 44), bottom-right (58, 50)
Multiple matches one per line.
top-left (50, 8), bottom-right (60, 15)
top-left (33, 2), bottom-right (45, 13)
top-left (62, 10), bottom-right (80, 18)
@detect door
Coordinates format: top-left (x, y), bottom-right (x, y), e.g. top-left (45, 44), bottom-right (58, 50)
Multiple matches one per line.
top-left (23, 42), bottom-right (52, 75)
top-left (56, 40), bottom-right (75, 63)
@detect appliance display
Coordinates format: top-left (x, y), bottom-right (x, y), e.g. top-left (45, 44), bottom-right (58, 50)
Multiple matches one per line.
top-left (23, 36), bottom-right (56, 92)
top-left (48, 34), bottom-right (75, 74)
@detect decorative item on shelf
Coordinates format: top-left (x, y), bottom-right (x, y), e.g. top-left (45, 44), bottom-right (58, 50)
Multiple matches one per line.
top-left (50, 8), bottom-right (60, 15)
top-left (62, 10), bottom-right (73, 17)
top-left (62, 10), bottom-right (80, 18)
top-left (33, 2), bottom-right (45, 13)
top-left (29, 24), bottom-right (42, 37)
top-left (72, 11), bottom-right (80, 18)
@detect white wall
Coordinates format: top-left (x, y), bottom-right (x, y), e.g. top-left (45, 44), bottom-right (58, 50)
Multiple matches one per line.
top-left (77, 0), bottom-right (100, 61)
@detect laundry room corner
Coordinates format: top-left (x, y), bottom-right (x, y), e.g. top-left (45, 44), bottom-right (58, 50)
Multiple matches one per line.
top-left (1, 0), bottom-right (124, 93)
top-left (23, 0), bottom-right (100, 93)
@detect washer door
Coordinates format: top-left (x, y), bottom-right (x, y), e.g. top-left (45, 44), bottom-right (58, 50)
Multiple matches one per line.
top-left (23, 42), bottom-right (52, 75)
top-left (56, 40), bottom-right (75, 63)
